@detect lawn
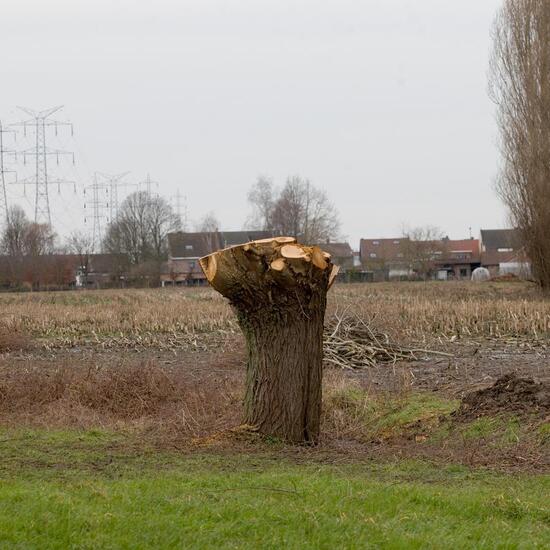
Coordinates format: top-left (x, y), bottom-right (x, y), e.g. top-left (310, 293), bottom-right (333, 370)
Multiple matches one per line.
top-left (0, 430), bottom-right (548, 549)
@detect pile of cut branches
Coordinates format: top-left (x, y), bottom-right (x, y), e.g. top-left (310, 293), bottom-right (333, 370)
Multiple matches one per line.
top-left (323, 310), bottom-right (449, 369)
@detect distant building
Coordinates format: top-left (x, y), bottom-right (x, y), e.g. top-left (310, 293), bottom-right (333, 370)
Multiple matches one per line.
top-left (359, 237), bottom-right (410, 281)
top-left (480, 229), bottom-right (530, 277)
top-left (75, 254), bottom-right (128, 288)
top-left (435, 238), bottom-right (481, 280)
top-left (359, 236), bottom-right (481, 281)
top-left (161, 230), bottom-right (277, 286)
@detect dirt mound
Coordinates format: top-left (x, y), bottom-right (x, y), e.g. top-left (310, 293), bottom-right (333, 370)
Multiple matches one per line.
top-left (457, 373), bottom-right (550, 419)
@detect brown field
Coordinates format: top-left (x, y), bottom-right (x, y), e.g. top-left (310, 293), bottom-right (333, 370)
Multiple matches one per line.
top-left (0, 281), bottom-right (548, 471)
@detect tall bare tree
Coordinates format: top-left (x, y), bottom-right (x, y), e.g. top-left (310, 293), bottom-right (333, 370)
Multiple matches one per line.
top-left (195, 211), bottom-right (220, 233)
top-left (247, 176), bottom-right (340, 244)
top-left (1, 205), bottom-right (28, 257)
top-left (246, 176), bottom-right (274, 230)
top-left (401, 225), bottom-right (445, 280)
top-left (489, 0), bottom-right (550, 288)
top-left (1, 205), bottom-right (56, 257)
top-left (103, 191), bottom-right (180, 265)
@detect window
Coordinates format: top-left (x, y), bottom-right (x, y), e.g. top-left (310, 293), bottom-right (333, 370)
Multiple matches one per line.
top-left (372, 241), bottom-right (379, 245)
top-left (397, 253), bottom-right (403, 258)
top-left (460, 268), bottom-right (468, 278)
top-left (393, 240), bottom-right (400, 244)
top-left (185, 244), bottom-right (193, 251)
top-left (189, 261), bottom-right (196, 269)
top-left (369, 253), bottom-right (377, 258)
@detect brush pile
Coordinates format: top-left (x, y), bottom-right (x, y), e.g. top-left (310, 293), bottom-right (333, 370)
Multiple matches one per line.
top-left (323, 310), bottom-right (445, 369)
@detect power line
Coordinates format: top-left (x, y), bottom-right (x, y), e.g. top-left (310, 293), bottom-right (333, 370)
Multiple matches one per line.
top-left (0, 120), bottom-right (17, 227)
top-left (84, 171), bottom-right (134, 250)
top-left (84, 173), bottom-right (109, 251)
top-left (95, 171), bottom-right (133, 223)
top-left (171, 189), bottom-right (188, 231)
top-left (139, 173), bottom-right (159, 197)
top-left (11, 106), bottom-right (75, 226)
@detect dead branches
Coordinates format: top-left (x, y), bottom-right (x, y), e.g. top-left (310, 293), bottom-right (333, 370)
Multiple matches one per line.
top-left (323, 310), bottom-right (451, 369)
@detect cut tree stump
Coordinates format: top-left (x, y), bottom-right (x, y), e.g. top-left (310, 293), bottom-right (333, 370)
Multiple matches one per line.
top-left (199, 236), bottom-right (338, 443)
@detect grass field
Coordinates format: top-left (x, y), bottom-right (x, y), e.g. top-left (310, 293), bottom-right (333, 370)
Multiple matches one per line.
top-left (0, 281), bottom-right (548, 548)
top-left (0, 430), bottom-right (548, 549)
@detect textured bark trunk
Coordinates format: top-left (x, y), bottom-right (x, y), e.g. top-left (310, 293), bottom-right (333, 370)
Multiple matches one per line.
top-left (238, 287), bottom-right (326, 443)
top-left (199, 237), bottom-right (337, 444)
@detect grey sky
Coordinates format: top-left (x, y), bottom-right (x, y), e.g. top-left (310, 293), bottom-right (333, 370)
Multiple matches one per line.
top-left (1, 0), bottom-right (505, 247)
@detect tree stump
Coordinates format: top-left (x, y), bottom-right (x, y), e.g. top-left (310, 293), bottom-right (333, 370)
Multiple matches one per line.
top-left (199, 237), bottom-right (338, 443)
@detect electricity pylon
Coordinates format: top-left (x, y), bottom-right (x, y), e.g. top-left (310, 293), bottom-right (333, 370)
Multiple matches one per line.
top-left (171, 189), bottom-right (188, 231)
top-left (0, 120), bottom-right (17, 227)
top-left (84, 172), bottom-right (134, 250)
top-left (84, 173), bottom-right (109, 252)
top-left (139, 173), bottom-right (159, 197)
top-left (95, 171), bottom-right (133, 223)
top-left (12, 106), bottom-right (74, 226)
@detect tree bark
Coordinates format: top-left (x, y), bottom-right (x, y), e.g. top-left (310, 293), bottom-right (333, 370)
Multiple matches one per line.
top-left (199, 237), bottom-right (338, 443)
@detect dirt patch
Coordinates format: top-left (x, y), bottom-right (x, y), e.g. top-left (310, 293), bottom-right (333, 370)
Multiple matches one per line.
top-left (456, 373), bottom-right (550, 419)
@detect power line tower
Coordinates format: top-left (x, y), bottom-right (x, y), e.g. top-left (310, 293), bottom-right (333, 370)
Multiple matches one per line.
top-left (12, 106), bottom-right (74, 226)
top-left (95, 171), bottom-right (133, 223)
top-left (171, 189), bottom-right (188, 231)
top-left (0, 120), bottom-right (17, 227)
top-left (84, 173), bottom-right (109, 251)
top-left (139, 173), bottom-right (159, 197)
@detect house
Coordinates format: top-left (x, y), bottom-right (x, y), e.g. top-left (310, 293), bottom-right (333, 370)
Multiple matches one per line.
top-left (360, 237), bottom-right (410, 281)
top-left (75, 254), bottom-right (129, 288)
top-left (480, 229), bottom-right (530, 277)
top-left (359, 236), bottom-right (482, 281)
top-left (435, 238), bottom-right (481, 280)
top-left (161, 230), bottom-right (277, 286)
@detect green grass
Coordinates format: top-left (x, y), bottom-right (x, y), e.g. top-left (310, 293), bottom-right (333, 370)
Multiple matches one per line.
top-left (326, 386), bottom-right (460, 440)
top-left (0, 430), bottom-right (548, 549)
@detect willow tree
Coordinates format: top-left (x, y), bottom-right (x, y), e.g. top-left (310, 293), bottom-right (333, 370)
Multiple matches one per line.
top-left (489, 0), bottom-right (550, 288)
top-left (200, 237), bottom-right (338, 443)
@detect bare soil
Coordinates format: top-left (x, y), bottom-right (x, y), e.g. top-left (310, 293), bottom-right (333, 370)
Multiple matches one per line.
top-left (456, 373), bottom-right (550, 419)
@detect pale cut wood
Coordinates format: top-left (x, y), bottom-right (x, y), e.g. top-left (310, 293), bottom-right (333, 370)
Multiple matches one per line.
top-left (311, 246), bottom-right (328, 270)
top-left (281, 244), bottom-right (309, 260)
top-left (270, 258), bottom-right (286, 271)
top-left (328, 264), bottom-right (340, 288)
top-left (253, 236), bottom-right (296, 245)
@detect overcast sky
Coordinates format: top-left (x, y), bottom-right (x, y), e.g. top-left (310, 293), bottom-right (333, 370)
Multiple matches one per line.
top-left (1, 0), bottom-right (506, 247)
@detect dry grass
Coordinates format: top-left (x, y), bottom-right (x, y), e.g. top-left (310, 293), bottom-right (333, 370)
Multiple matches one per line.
top-left (0, 360), bottom-right (241, 438)
top-left (0, 358), bottom-right (425, 444)
top-left (0, 325), bottom-right (30, 353)
top-left (0, 281), bottom-right (548, 350)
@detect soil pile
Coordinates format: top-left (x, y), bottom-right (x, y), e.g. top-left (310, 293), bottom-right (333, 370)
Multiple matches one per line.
top-left (457, 373), bottom-right (550, 419)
